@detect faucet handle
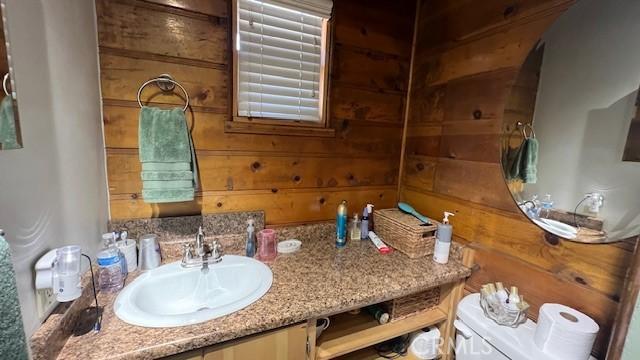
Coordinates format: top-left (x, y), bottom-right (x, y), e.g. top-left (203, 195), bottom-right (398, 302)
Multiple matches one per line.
top-left (210, 239), bottom-right (223, 260)
top-left (182, 243), bottom-right (193, 262)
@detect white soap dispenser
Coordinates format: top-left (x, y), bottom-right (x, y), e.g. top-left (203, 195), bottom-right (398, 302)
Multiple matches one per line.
top-left (433, 211), bottom-right (454, 264)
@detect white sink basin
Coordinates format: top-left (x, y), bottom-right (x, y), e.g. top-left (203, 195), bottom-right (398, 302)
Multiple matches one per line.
top-left (532, 218), bottom-right (578, 240)
top-left (114, 255), bottom-right (273, 328)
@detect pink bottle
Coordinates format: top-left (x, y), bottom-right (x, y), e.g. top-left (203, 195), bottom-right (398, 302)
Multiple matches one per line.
top-left (256, 229), bottom-right (277, 263)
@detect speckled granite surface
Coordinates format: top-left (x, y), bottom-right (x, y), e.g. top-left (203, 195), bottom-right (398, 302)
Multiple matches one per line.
top-left (36, 221), bottom-right (470, 360)
top-left (108, 211), bottom-right (265, 241)
top-left (30, 271), bottom-right (98, 360)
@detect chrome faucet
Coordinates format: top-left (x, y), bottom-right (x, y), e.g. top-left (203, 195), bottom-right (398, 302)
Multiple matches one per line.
top-left (181, 226), bottom-right (224, 269)
top-left (195, 226), bottom-right (206, 257)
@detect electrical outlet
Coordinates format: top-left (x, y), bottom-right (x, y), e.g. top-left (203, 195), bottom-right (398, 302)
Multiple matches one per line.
top-left (36, 288), bottom-right (58, 322)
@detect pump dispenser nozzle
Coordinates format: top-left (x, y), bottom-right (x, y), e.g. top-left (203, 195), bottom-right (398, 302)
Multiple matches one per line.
top-left (443, 212), bottom-right (455, 224)
top-left (434, 211), bottom-right (455, 264)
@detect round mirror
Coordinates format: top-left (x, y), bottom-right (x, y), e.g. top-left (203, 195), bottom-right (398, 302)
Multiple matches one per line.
top-left (501, 0), bottom-right (640, 243)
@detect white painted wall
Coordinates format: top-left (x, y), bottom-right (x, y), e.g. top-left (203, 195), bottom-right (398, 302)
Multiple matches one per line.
top-left (528, 0), bottom-right (640, 240)
top-left (0, 0), bottom-right (108, 336)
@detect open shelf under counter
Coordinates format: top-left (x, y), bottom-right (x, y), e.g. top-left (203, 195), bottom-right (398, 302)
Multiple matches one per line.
top-left (332, 345), bottom-right (422, 360)
top-left (315, 307), bottom-right (447, 360)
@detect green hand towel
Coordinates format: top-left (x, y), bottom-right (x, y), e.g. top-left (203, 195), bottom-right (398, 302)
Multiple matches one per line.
top-left (138, 107), bottom-right (190, 163)
top-left (141, 170), bottom-right (193, 181)
top-left (504, 145), bottom-right (522, 180)
top-left (141, 162), bottom-right (191, 171)
top-left (139, 106), bottom-right (197, 203)
top-left (142, 188), bottom-right (194, 203)
top-left (520, 138), bottom-right (539, 184)
top-left (0, 235), bottom-right (29, 360)
top-left (0, 96), bottom-right (19, 150)
top-left (142, 180), bottom-right (193, 189)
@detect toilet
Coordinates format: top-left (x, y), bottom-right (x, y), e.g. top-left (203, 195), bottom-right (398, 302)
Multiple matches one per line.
top-left (454, 293), bottom-right (597, 360)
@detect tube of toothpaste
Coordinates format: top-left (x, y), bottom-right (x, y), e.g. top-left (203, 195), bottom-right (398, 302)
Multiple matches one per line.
top-left (368, 231), bottom-right (391, 254)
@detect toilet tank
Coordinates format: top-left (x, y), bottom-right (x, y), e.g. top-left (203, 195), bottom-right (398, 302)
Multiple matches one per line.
top-left (454, 293), bottom-right (597, 360)
top-left (455, 325), bottom-right (510, 360)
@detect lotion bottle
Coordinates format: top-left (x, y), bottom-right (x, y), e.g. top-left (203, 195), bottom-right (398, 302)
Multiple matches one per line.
top-left (495, 282), bottom-right (509, 303)
top-left (360, 204), bottom-right (373, 240)
top-left (433, 212), bottom-right (454, 264)
top-left (245, 219), bottom-right (256, 257)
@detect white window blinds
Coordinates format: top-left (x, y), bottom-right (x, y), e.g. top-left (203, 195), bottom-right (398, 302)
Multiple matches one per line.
top-left (236, 0), bottom-right (332, 122)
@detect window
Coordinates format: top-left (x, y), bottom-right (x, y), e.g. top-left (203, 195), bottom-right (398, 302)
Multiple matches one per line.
top-left (232, 0), bottom-right (333, 128)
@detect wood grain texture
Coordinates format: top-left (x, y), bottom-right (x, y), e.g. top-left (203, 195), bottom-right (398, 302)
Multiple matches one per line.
top-left (203, 323), bottom-right (307, 360)
top-left (110, 186), bottom-right (397, 223)
top-left (102, 106), bottom-right (402, 155)
top-left (400, 2), bottom-right (630, 356)
top-left (96, 0), bottom-right (412, 223)
top-left (100, 53), bottom-right (228, 111)
top-left (416, 0), bottom-right (574, 56)
top-left (316, 308), bottom-right (447, 360)
top-left (96, 0), bottom-right (228, 65)
top-left (107, 151), bottom-right (398, 194)
top-left (330, 86), bottom-right (405, 124)
top-left (433, 158), bottom-right (518, 212)
top-left (413, 15), bottom-right (558, 87)
top-left (332, 45), bottom-right (409, 93)
top-left (402, 156), bottom-right (437, 192)
top-left (143, 0), bottom-right (228, 17)
top-left (333, 0), bottom-right (414, 57)
top-left (400, 188), bottom-right (633, 301)
top-left (408, 84), bottom-right (445, 125)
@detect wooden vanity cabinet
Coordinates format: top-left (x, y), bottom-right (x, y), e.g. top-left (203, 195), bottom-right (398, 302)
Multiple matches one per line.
top-left (204, 323), bottom-right (309, 359)
top-left (164, 249), bottom-right (473, 360)
top-left (163, 323), bottom-right (310, 360)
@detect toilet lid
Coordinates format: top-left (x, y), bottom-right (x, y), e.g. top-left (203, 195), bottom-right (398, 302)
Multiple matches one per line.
top-left (456, 294), bottom-right (597, 360)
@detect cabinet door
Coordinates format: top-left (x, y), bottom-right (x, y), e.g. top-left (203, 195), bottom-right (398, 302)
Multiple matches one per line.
top-left (163, 349), bottom-right (203, 360)
top-left (204, 323), bottom-right (308, 360)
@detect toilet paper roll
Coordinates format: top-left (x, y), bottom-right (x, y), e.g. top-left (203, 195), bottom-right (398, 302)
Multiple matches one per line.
top-left (534, 303), bottom-right (599, 360)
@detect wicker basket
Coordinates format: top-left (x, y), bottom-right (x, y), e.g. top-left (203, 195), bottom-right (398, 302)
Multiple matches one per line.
top-left (385, 287), bottom-right (441, 321)
top-left (374, 208), bottom-right (438, 259)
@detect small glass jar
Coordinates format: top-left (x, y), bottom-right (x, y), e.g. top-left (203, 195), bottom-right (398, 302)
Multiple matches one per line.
top-left (97, 248), bottom-right (124, 292)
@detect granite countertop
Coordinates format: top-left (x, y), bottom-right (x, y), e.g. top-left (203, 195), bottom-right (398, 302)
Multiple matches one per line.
top-left (48, 224), bottom-right (471, 360)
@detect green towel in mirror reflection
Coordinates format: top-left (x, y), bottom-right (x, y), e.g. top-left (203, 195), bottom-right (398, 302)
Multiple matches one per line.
top-left (0, 96), bottom-right (19, 150)
top-left (505, 138), bottom-right (539, 184)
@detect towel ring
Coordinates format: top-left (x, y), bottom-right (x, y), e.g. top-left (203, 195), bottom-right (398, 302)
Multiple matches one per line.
top-left (136, 75), bottom-right (190, 112)
top-left (517, 121), bottom-right (536, 139)
top-left (3, 73), bottom-right (9, 97)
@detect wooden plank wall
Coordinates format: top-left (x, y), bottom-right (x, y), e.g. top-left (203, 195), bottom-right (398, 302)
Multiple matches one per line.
top-left (398, 0), bottom-right (634, 356)
top-left (96, 0), bottom-right (415, 224)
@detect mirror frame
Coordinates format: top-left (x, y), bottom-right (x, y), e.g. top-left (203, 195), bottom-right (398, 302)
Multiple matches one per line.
top-left (499, 16), bottom-right (639, 244)
top-left (0, 0), bottom-right (22, 150)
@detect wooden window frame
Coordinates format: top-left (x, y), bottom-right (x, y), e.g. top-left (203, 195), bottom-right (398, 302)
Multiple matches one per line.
top-left (227, 0), bottom-right (335, 137)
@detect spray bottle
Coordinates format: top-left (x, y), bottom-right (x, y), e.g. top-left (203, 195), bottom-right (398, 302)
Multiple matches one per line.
top-left (336, 200), bottom-right (348, 248)
top-left (433, 211), bottom-right (454, 264)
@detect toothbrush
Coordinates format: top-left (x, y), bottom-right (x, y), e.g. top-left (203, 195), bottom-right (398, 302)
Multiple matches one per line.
top-left (397, 202), bottom-right (432, 224)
